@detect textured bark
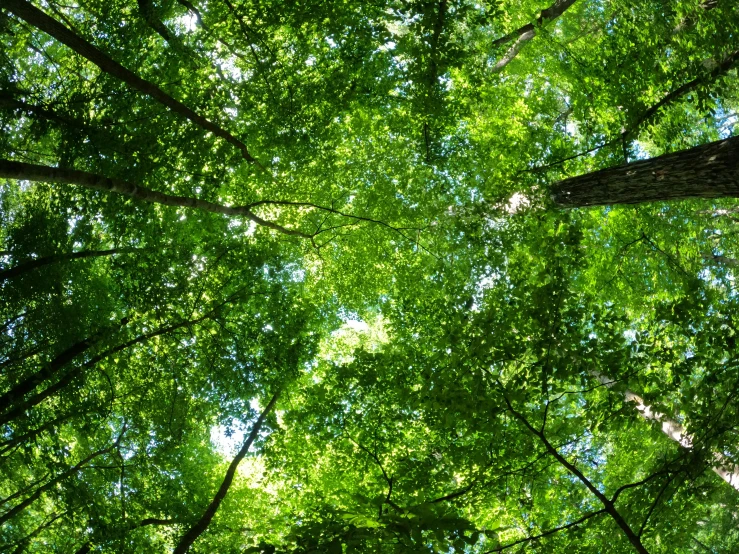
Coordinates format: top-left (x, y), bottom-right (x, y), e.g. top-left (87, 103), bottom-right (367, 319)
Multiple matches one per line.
top-left (491, 0), bottom-right (578, 72)
top-left (591, 371), bottom-right (739, 492)
top-left (173, 389), bottom-right (280, 553)
top-left (3, 0), bottom-right (257, 163)
top-left (552, 135), bottom-right (739, 207)
top-left (0, 160), bottom-right (311, 238)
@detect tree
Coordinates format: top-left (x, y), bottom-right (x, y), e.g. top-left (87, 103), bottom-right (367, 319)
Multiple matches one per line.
top-left (2, 0), bottom-right (739, 552)
top-left (552, 135), bottom-right (739, 207)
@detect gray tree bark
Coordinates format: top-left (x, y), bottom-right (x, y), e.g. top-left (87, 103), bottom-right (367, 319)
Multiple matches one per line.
top-left (492, 0), bottom-right (578, 72)
top-left (552, 135), bottom-right (739, 207)
top-left (591, 370), bottom-right (739, 492)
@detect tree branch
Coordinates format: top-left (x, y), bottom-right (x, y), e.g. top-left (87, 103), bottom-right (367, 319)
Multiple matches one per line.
top-left (491, 0), bottom-right (578, 72)
top-left (0, 160), bottom-right (311, 238)
top-left (0, 247), bottom-right (141, 282)
top-left (0, 427), bottom-right (125, 525)
top-left (484, 509), bottom-right (607, 552)
top-left (498, 388), bottom-right (650, 553)
top-left (0, 291), bottom-right (244, 426)
top-left (3, 0), bottom-right (260, 164)
top-left (173, 389), bottom-right (281, 553)
top-left (347, 436), bottom-right (402, 513)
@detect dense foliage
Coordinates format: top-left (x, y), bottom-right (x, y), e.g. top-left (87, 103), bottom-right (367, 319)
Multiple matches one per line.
top-left (1, 0), bottom-right (739, 552)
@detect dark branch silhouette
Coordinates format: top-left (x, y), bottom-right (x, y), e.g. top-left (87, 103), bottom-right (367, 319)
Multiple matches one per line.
top-left (4, 0), bottom-right (260, 164)
top-left (173, 390), bottom-right (280, 553)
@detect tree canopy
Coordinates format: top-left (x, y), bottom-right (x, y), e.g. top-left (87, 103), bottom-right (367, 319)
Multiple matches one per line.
top-left (1, 0), bottom-right (739, 552)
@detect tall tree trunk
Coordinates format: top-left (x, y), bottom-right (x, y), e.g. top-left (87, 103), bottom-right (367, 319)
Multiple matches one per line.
top-left (590, 371), bottom-right (739, 491)
top-left (173, 389), bottom-right (280, 553)
top-left (552, 135), bottom-right (739, 207)
top-left (2, 0), bottom-right (258, 164)
top-left (0, 160), bottom-right (311, 239)
top-left (0, 248), bottom-right (140, 282)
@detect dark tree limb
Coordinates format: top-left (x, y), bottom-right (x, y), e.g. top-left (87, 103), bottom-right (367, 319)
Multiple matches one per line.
top-left (626, 49), bottom-right (739, 139)
top-left (0, 473), bottom-right (51, 507)
top-left (5, 510), bottom-right (67, 554)
top-left (173, 389), bottom-right (281, 553)
top-left (0, 92), bottom-right (83, 129)
top-left (500, 392), bottom-right (650, 553)
top-left (137, 0), bottom-right (176, 45)
top-left (521, 48), bottom-right (739, 175)
top-left (176, 0), bottom-right (208, 29)
top-left (74, 517), bottom-right (181, 554)
top-left (347, 436), bottom-right (402, 513)
top-left (0, 316), bottom-right (129, 414)
top-left (0, 160), bottom-right (425, 249)
top-left (484, 509), bottom-right (607, 552)
top-left (0, 248), bottom-right (140, 282)
top-left (0, 160), bottom-right (311, 238)
top-left (0, 410), bottom-right (86, 456)
top-left (0, 292), bottom-right (241, 426)
top-left (0, 428), bottom-right (125, 526)
top-left (2, 0), bottom-right (260, 164)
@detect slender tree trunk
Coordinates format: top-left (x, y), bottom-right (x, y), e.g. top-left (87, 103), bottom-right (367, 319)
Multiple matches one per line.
top-left (0, 160), bottom-right (310, 239)
top-left (492, 0), bottom-right (578, 72)
top-left (0, 248), bottom-right (140, 282)
top-left (2, 0), bottom-right (258, 163)
top-left (0, 317), bottom-right (129, 413)
top-left (590, 371), bottom-right (739, 491)
top-left (552, 135), bottom-right (739, 207)
top-left (0, 443), bottom-right (115, 525)
top-left (173, 389), bottom-right (281, 553)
